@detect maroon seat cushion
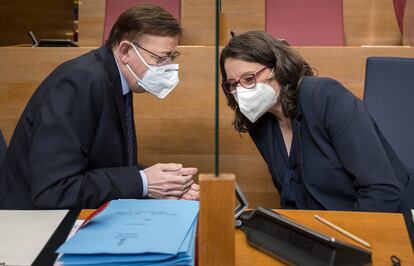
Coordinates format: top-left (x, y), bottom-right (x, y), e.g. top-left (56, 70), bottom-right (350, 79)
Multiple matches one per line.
top-left (265, 0), bottom-right (344, 46)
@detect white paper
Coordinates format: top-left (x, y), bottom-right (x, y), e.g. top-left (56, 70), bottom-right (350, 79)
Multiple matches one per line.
top-left (0, 210), bottom-right (68, 266)
top-left (412, 209), bottom-right (414, 223)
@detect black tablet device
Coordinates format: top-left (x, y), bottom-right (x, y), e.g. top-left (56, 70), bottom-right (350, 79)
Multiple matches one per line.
top-left (234, 186), bottom-right (372, 265)
top-left (28, 31), bottom-right (78, 47)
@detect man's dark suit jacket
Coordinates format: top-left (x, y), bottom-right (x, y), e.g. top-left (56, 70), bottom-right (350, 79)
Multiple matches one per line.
top-left (250, 77), bottom-right (414, 212)
top-left (0, 46), bottom-right (145, 209)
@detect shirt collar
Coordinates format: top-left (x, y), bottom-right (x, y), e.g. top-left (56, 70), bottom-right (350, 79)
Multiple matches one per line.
top-left (114, 58), bottom-right (131, 96)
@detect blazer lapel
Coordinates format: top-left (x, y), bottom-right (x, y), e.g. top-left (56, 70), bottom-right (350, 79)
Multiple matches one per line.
top-left (294, 107), bottom-right (328, 209)
top-left (97, 46), bottom-right (129, 164)
top-left (130, 93), bottom-right (138, 164)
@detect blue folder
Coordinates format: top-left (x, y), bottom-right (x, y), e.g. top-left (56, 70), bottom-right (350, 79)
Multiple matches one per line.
top-left (57, 199), bottom-right (199, 266)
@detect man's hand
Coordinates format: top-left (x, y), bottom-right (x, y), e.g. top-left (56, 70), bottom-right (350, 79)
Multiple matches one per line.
top-left (144, 163), bottom-right (198, 199)
top-left (180, 183), bottom-right (200, 200)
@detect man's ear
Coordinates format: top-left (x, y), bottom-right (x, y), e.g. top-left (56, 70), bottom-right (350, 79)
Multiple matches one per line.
top-left (117, 41), bottom-right (131, 64)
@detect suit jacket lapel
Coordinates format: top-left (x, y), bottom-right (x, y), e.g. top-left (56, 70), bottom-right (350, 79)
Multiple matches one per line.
top-left (294, 105), bottom-right (329, 209)
top-left (97, 46), bottom-right (129, 164)
top-left (130, 93), bottom-right (138, 164)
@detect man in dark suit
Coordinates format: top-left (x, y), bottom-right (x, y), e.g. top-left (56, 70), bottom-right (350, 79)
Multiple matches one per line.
top-left (0, 5), bottom-right (199, 209)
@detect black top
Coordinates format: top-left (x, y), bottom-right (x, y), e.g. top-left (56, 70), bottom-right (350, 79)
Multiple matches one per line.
top-left (272, 115), bottom-right (323, 210)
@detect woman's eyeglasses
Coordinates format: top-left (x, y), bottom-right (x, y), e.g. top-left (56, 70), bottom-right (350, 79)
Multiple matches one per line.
top-left (222, 65), bottom-right (269, 94)
top-left (132, 43), bottom-right (180, 66)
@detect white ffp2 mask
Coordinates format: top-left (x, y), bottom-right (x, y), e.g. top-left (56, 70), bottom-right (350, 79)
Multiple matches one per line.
top-left (235, 83), bottom-right (279, 123)
top-left (126, 43), bottom-right (179, 99)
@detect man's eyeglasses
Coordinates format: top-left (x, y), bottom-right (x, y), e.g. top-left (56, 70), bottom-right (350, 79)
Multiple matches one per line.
top-left (222, 65), bottom-right (270, 94)
top-left (132, 43), bottom-right (180, 66)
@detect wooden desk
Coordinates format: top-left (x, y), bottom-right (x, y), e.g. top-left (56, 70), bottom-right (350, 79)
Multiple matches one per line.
top-left (236, 210), bottom-right (414, 265)
top-left (79, 209), bottom-right (413, 265)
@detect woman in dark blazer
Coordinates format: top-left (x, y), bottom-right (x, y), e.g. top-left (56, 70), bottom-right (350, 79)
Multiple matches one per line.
top-left (220, 31), bottom-right (414, 212)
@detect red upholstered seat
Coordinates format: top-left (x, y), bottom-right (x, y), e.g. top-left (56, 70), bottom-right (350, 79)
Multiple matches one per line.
top-left (103, 0), bottom-right (181, 45)
top-left (265, 0), bottom-right (344, 46)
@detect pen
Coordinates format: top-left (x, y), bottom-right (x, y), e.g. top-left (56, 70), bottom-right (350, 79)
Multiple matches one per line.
top-left (314, 214), bottom-right (371, 248)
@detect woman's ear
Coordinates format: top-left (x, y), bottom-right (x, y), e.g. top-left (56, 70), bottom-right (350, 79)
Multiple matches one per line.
top-left (117, 41), bottom-right (131, 64)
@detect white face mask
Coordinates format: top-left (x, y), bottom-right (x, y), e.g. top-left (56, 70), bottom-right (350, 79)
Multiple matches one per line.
top-left (234, 70), bottom-right (279, 123)
top-left (126, 43), bottom-right (179, 99)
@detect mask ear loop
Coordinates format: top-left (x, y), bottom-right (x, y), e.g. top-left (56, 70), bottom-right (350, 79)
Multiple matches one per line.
top-left (265, 67), bottom-right (280, 104)
top-left (129, 42), bottom-right (156, 73)
top-left (125, 42), bottom-right (153, 88)
top-left (125, 63), bottom-right (142, 82)
top-left (265, 68), bottom-right (275, 85)
top-left (268, 68), bottom-right (275, 79)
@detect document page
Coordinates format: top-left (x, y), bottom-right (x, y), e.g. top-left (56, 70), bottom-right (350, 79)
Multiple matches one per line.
top-left (0, 210), bottom-right (68, 266)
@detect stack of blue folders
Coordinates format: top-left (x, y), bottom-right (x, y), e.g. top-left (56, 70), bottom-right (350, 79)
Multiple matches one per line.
top-left (57, 199), bottom-right (199, 266)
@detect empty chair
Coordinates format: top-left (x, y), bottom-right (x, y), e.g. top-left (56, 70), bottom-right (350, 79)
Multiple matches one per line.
top-left (265, 0), bottom-right (344, 45)
top-left (102, 0), bottom-right (181, 44)
top-left (363, 57), bottom-right (414, 171)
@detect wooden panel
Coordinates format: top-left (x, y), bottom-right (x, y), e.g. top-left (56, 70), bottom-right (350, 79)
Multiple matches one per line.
top-left (403, 0), bottom-right (414, 45)
top-left (133, 46), bottom-right (215, 178)
top-left (298, 47), bottom-right (369, 98)
top-left (343, 0), bottom-right (402, 45)
top-left (220, 0), bottom-right (265, 42)
top-left (180, 0), bottom-right (215, 45)
top-left (0, 0), bottom-right (74, 46)
top-left (236, 210), bottom-right (414, 265)
top-left (296, 46), bottom-right (414, 98)
top-left (77, 0), bottom-right (215, 46)
top-left (199, 174), bottom-right (235, 266)
top-left (78, 0), bottom-right (106, 47)
top-left (220, 154), bottom-right (280, 208)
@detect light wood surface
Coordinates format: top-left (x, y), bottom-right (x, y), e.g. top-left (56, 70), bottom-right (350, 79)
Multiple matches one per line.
top-left (2, 46), bottom-right (414, 210)
top-left (180, 0), bottom-right (215, 45)
top-left (78, 0), bottom-right (106, 47)
top-left (220, 0), bottom-right (265, 42)
top-left (403, 0), bottom-right (414, 46)
top-left (235, 210), bottom-right (414, 265)
top-left (79, 209), bottom-right (414, 265)
top-left (295, 46), bottom-right (414, 99)
top-left (343, 0), bottom-right (402, 45)
top-left (77, 0), bottom-right (215, 46)
top-left (199, 174), bottom-right (235, 266)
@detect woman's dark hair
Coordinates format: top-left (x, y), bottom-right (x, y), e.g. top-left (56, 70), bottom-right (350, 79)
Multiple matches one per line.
top-left (220, 31), bottom-right (314, 132)
top-left (106, 4), bottom-right (181, 47)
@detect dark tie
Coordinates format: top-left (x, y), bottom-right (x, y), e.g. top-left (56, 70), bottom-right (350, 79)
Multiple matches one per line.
top-left (124, 92), bottom-right (134, 166)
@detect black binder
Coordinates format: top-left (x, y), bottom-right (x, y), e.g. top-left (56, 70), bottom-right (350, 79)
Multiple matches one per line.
top-left (32, 209), bottom-right (80, 266)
